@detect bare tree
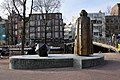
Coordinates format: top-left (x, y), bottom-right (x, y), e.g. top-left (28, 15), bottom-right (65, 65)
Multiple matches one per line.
top-left (0, 0), bottom-right (15, 45)
top-left (0, 0), bottom-right (13, 15)
top-left (0, 0), bottom-right (29, 45)
top-left (33, 0), bottom-right (61, 44)
top-left (33, 0), bottom-right (61, 13)
top-left (12, 0), bottom-right (34, 54)
top-left (106, 6), bottom-right (111, 15)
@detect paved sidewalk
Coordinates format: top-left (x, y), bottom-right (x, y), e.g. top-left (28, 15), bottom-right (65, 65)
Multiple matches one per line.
top-left (0, 53), bottom-right (120, 80)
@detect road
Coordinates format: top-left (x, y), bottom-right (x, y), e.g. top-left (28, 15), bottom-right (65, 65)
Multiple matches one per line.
top-left (0, 53), bottom-right (120, 80)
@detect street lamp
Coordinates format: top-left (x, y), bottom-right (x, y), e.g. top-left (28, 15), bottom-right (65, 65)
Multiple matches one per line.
top-left (2, 34), bottom-right (6, 38)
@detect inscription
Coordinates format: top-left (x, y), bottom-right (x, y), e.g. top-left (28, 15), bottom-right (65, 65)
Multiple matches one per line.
top-left (10, 58), bottom-right (73, 69)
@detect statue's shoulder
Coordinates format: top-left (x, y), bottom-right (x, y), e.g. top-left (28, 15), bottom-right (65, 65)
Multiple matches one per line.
top-left (76, 17), bottom-right (81, 22)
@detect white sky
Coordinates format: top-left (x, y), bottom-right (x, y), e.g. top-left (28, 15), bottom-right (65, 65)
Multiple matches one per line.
top-left (0, 0), bottom-right (120, 23)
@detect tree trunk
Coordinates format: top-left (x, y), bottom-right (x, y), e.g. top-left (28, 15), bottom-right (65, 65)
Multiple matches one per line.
top-left (45, 11), bottom-right (48, 44)
top-left (21, 1), bottom-right (26, 55)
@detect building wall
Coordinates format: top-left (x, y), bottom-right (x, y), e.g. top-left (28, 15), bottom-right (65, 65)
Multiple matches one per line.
top-left (8, 13), bottom-right (23, 45)
top-left (7, 11), bottom-right (30, 45)
top-left (111, 3), bottom-right (120, 16)
top-left (88, 11), bottom-right (106, 38)
top-left (0, 17), bottom-right (7, 45)
top-left (72, 12), bottom-right (105, 39)
top-left (64, 24), bottom-right (75, 43)
top-left (105, 16), bottom-right (120, 35)
top-left (29, 13), bottom-right (64, 48)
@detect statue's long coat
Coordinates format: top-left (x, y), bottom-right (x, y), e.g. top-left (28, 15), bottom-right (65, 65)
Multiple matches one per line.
top-left (74, 16), bottom-right (93, 56)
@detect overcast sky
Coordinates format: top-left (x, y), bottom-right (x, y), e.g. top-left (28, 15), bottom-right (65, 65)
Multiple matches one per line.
top-left (0, 0), bottom-right (120, 23)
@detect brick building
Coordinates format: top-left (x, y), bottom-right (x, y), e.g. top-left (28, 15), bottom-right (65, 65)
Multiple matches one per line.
top-left (111, 3), bottom-right (120, 16)
top-left (29, 13), bottom-right (64, 48)
top-left (8, 11), bottom-right (22, 45)
top-left (105, 16), bottom-right (120, 35)
top-left (105, 3), bottom-right (120, 36)
top-left (7, 11), bottom-right (29, 45)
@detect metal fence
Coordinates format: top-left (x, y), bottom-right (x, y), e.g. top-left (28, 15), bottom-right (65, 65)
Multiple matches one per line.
top-left (93, 37), bottom-right (117, 48)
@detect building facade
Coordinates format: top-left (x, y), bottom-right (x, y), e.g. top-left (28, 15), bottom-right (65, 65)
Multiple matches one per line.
top-left (0, 17), bottom-right (7, 45)
top-left (88, 11), bottom-right (106, 38)
top-left (111, 3), bottom-right (120, 16)
top-left (64, 23), bottom-right (75, 43)
top-left (105, 16), bottom-right (120, 35)
top-left (7, 11), bottom-right (30, 45)
top-left (8, 11), bottom-right (22, 45)
top-left (105, 3), bottom-right (120, 38)
top-left (29, 13), bottom-right (64, 47)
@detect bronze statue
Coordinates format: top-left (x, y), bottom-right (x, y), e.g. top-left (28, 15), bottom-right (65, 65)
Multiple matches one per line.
top-left (74, 10), bottom-right (93, 56)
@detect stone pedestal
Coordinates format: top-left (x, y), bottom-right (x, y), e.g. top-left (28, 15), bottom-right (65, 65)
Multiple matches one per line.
top-left (9, 54), bottom-right (104, 69)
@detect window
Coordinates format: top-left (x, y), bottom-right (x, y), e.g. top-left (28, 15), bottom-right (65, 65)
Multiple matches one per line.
top-left (37, 15), bottom-right (39, 20)
top-left (92, 20), bottom-right (97, 24)
top-left (60, 32), bottom-right (63, 37)
top-left (94, 32), bottom-right (99, 36)
top-left (26, 30), bottom-right (29, 33)
top-left (55, 26), bottom-right (59, 31)
top-left (55, 14), bottom-right (59, 19)
top-left (41, 20), bottom-right (45, 25)
top-left (41, 33), bottom-right (45, 38)
top-left (55, 20), bottom-right (59, 25)
top-left (30, 21), bottom-right (35, 26)
top-left (38, 27), bottom-right (40, 31)
top-left (52, 19), bottom-right (54, 24)
top-left (60, 20), bottom-right (63, 25)
top-left (47, 33), bottom-right (51, 38)
top-left (36, 21), bottom-right (37, 25)
top-left (30, 27), bottom-right (35, 32)
top-left (97, 20), bottom-right (102, 24)
top-left (60, 26), bottom-right (63, 31)
top-left (106, 19), bottom-right (109, 23)
top-left (15, 31), bottom-right (17, 35)
top-left (46, 27), bottom-right (51, 31)
top-left (15, 25), bottom-right (17, 29)
top-left (44, 15), bottom-right (46, 19)
top-left (38, 21), bottom-right (40, 26)
top-left (47, 20), bottom-right (52, 26)
top-left (30, 16), bottom-right (33, 20)
top-left (41, 26), bottom-right (45, 31)
top-left (19, 30), bottom-right (22, 34)
top-left (32, 15), bottom-right (36, 20)
top-left (37, 33), bottom-right (40, 38)
top-left (59, 14), bottom-right (62, 19)
top-left (49, 14), bottom-right (51, 19)
top-left (111, 20), bottom-right (113, 23)
top-left (55, 32), bottom-right (59, 38)
top-left (94, 26), bottom-right (100, 29)
top-left (115, 26), bottom-right (118, 29)
top-left (40, 15), bottom-right (42, 19)
top-left (30, 33), bottom-right (35, 38)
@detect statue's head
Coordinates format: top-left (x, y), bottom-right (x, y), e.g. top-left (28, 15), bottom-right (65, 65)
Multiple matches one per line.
top-left (80, 10), bottom-right (88, 16)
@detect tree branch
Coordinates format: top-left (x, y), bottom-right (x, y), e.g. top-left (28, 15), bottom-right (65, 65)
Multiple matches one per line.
top-left (12, 0), bottom-right (23, 19)
top-left (27, 0), bottom-right (33, 22)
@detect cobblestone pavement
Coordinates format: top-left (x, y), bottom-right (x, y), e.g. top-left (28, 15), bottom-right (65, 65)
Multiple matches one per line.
top-left (0, 53), bottom-right (120, 80)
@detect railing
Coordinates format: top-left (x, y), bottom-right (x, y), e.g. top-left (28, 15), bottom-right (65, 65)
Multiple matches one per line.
top-left (93, 37), bottom-right (117, 48)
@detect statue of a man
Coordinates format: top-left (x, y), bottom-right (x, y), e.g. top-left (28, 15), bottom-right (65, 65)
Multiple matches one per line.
top-left (74, 10), bottom-right (93, 56)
